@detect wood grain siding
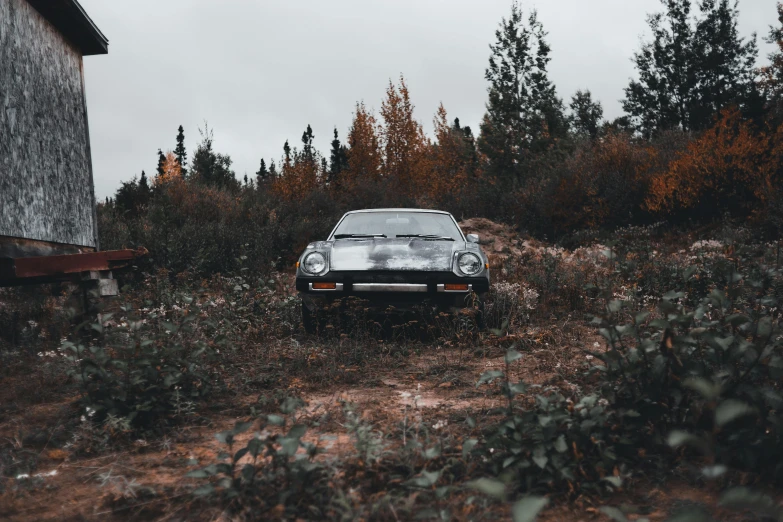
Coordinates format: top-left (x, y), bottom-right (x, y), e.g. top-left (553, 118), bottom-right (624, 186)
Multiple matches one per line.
top-left (0, 0), bottom-right (98, 249)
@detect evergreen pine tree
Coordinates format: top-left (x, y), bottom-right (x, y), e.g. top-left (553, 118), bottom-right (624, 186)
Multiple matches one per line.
top-left (320, 157), bottom-right (328, 180)
top-left (256, 158), bottom-right (269, 184)
top-left (139, 170), bottom-right (149, 192)
top-left (174, 125), bottom-right (187, 175)
top-left (190, 125), bottom-right (239, 190)
top-left (114, 171), bottom-right (150, 215)
top-left (760, 3), bottom-right (783, 119)
top-left (478, 2), bottom-right (567, 184)
top-left (269, 160), bottom-right (278, 178)
top-left (283, 141), bottom-right (292, 171)
top-left (623, 0), bottom-right (759, 136)
top-left (157, 149), bottom-right (166, 178)
top-left (569, 90), bottom-right (604, 138)
top-left (301, 125), bottom-right (315, 165)
top-left (455, 120), bottom-right (479, 176)
top-left (692, 0), bottom-right (761, 126)
top-left (329, 128), bottom-right (348, 183)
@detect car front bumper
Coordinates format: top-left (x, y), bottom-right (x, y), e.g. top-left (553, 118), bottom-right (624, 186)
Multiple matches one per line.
top-left (305, 282), bottom-right (481, 293)
top-left (296, 271), bottom-right (489, 311)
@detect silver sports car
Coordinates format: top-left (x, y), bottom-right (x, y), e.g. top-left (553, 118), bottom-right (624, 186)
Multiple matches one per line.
top-left (295, 208), bottom-right (490, 333)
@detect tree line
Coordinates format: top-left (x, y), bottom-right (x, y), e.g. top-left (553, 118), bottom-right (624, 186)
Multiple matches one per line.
top-left (104, 0), bottom-right (783, 273)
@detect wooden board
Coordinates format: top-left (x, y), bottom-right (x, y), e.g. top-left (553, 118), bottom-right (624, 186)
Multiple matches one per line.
top-left (0, 0), bottom-right (99, 249)
top-left (0, 248), bottom-right (146, 286)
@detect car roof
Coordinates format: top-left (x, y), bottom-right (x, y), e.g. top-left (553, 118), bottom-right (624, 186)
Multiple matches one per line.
top-left (344, 208), bottom-right (451, 215)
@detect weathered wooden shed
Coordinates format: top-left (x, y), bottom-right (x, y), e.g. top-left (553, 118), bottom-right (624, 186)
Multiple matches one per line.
top-left (1, 0), bottom-right (143, 288)
top-left (0, 0), bottom-right (107, 259)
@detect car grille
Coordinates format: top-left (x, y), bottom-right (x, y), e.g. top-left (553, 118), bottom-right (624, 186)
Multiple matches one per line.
top-left (341, 271), bottom-right (449, 284)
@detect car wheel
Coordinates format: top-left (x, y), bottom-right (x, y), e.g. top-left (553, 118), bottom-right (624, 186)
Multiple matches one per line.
top-left (302, 302), bottom-right (318, 335)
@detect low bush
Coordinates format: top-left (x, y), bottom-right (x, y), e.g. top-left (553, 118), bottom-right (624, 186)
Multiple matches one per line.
top-left (500, 245), bottom-right (608, 318)
top-left (467, 237), bottom-right (783, 519)
top-left (185, 394), bottom-right (488, 521)
top-left (62, 293), bottom-right (228, 431)
top-left (592, 260), bottom-right (783, 483)
top-left (484, 282), bottom-right (539, 330)
top-left (473, 348), bottom-right (623, 497)
top-left (185, 403), bottom-right (339, 520)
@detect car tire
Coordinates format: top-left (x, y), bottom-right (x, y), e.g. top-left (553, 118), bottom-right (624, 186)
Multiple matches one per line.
top-left (302, 302), bottom-right (318, 335)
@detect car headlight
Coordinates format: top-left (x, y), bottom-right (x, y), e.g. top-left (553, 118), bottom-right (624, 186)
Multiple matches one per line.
top-left (457, 252), bottom-right (482, 276)
top-left (302, 252), bottom-right (327, 275)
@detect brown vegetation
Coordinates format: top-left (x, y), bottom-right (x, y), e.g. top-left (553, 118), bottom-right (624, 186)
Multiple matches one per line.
top-left (2, 221), bottom-right (783, 520)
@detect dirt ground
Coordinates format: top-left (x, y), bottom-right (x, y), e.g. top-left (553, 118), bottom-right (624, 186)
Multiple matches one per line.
top-left (2, 219), bottom-right (780, 520)
top-left (0, 321), bottom-right (763, 522)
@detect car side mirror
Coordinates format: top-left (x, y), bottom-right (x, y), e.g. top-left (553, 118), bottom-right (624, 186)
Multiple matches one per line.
top-left (466, 234), bottom-right (479, 244)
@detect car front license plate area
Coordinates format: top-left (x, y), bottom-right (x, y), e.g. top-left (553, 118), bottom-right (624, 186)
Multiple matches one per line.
top-left (352, 283), bottom-right (428, 292)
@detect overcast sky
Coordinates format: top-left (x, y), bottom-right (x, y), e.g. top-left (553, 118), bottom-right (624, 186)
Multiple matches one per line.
top-left (79, 0), bottom-right (779, 199)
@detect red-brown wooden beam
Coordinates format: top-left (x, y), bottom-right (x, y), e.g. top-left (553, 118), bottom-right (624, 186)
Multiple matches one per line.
top-left (1, 247), bottom-right (147, 280)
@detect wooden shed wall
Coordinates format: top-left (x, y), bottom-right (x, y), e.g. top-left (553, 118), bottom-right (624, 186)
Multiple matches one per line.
top-left (0, 0), bottom-right (98, 251)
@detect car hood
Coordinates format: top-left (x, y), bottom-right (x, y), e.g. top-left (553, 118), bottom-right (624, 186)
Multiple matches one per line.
top-left (329, 238), bottom-right (464, 271)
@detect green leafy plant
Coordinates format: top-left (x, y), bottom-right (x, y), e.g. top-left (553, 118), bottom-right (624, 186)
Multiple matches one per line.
top-left (62, 295), bottom-right (225, 430)
top-left (591, 258), bottom-right (783, 482)
top-left (473, 345), bottom-right (624, 504)
top-left (186, 399), bottom-right (340, 519)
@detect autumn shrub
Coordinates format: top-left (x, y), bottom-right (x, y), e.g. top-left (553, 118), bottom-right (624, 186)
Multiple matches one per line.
top-left (528, 130), bottom-right (689, 238)
top-left (647, 109), bottom-right (783, 224)
top-left (100, 180), bottom-right (248, 275)
top-left (99, 179), bottom-right (340, 279)
top-left (547, 132), bottom-right (651, 231)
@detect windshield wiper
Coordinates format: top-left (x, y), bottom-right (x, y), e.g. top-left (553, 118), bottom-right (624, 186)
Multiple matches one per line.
top-left (395, 234), bottom-right (455, 241)
top-left (334, 233), bottom-right (387, 239)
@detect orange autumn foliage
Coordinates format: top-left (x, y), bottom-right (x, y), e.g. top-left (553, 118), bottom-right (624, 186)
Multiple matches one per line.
top-left (268, 79), bottom-right (486, 210)
top-left (380, 76), bottom-right (430, 201)
top-left (155, 151), bottom-right (183, 186)
top-left (161, 176), bottom-right (238, 220)
top-left (271, 155), bottom-right (320, 203)
top-left (646, 109), bottom-right (783, 218)
top-left (428, 103), bottom-right (472, 205)
top-left (339, 102), bottom-right (382, 192)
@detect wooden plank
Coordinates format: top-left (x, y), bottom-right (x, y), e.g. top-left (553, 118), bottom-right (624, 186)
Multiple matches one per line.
top-left (11, 248), bottom-right (147, 279)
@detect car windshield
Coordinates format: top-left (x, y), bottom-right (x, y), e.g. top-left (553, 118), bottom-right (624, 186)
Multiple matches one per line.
top-left (331, 212), bottom-right (463, 240)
